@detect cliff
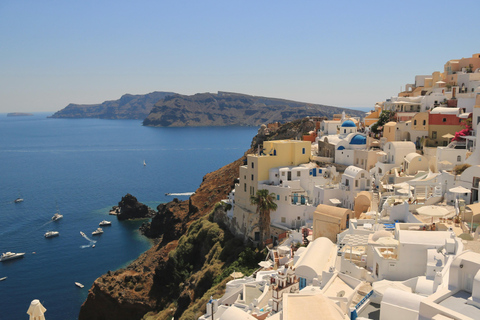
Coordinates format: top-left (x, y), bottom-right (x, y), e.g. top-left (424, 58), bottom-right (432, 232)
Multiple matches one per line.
top-left (143, 91), bottom-right (365, 127)
top-left (79, 151), bottom-right (253, 320)
top-left (49, 91), bottom-right (175, 119)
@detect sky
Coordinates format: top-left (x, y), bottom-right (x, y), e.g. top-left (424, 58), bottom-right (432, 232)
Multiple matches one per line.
top-left (1, 0), bottom-right (480, 113)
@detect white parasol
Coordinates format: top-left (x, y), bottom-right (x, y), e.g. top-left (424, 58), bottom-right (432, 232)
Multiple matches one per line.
top-left (258, 260), bottom-right (273, 268)
top-left (449, 186), bottom-right (471, 194)
top-left (27, 300), bottom-right (46, 320)
top-left (416, 205), bottom-right (450, 222)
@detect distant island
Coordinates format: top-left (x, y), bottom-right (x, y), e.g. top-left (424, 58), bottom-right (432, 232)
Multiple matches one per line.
top-left (49, 90), bottom-right (365, 126)
top-left (48, 91), bottom-right (175, 120)
top-left (7, 112), bottom-right (33, 117)
top-left (143, 91), bottom-right (365, 127)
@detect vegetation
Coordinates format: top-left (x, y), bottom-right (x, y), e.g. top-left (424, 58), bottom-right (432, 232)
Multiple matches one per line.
top-left (250, 189), bottom-right (278, 248)
top-left (371, 110), bottom-right (396, 134)
top-left (147, 209), bottom-right (264, 320)
top-left (454, 164), bottom-right (471, 175)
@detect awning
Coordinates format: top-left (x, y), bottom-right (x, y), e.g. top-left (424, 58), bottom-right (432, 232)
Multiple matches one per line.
top-left (442, 133), bottom-right (455, 139)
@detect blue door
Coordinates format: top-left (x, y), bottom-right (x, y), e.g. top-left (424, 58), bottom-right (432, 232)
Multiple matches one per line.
top-left (313, 169), bottom-right (317, 177)
top-left (293, 194), bottom-right (298, 204)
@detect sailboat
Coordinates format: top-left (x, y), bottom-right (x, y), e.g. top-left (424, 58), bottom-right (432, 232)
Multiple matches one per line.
top-left (52, 202), bottom-right (63, 221)
top-left (143, 160), bottom-right (146, 166)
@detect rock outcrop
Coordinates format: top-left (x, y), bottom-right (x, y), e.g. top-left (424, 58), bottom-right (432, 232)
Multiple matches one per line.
top-left (79, 153), bottom-right (249, 320)
top-left (49, 91), bottom-right (175, 119)
top-left (116, 194), bottom-right (155, 221)
top-left (143, 91), bottom-right (364, 127)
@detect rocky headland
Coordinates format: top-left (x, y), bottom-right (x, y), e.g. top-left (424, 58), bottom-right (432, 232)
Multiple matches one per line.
top-left (49, 91), bottom-right (175, 119)
top-left (78, 118), bottom-right (322, 320)
top-left (143, 91), bottom-right (365, 127)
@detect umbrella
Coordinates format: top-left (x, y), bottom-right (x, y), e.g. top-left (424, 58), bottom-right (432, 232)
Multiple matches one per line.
top-left (230, 271), bottom-right (244, 279)
top-left (27, 300), bottom-right (46, 320)
top-left (277, 245), bottom-right (291, 252)
top-left (449, 186), bottom-right (471, 194)
top-left (442, 133), bottom-right (455, 139)
top-left (416, 205), bottom-right (450, 223)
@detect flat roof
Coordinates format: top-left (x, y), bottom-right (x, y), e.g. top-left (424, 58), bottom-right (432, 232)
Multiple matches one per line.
top-left (398, 230), bottom-right (452, 245)
top-left (438, 290), bottom-right (480, 319)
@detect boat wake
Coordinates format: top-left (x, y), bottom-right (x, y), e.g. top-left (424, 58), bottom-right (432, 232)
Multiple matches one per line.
top-left (165, 192), bottom-right (195, 196)
top-left (80, 232), bottom-right (97, 248)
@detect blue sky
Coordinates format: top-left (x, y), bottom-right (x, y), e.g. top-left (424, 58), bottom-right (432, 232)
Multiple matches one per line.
top-left (1, 0), bottom-right (479, 113)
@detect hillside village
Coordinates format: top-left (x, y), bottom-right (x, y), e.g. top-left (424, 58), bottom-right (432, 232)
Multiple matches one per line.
top-left (198, 53), bottom-right (480, 320)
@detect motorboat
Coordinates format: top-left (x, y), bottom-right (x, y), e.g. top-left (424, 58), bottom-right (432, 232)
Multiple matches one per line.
top-left (75, 282), bottom-right (84, 288)
top-left (0, 277), bottom-right (6, 281)
top-left (52, 212), bottom-right (63, 221)
top-left (14, 198), bottom-right (24, 203)
top-left (143, 160), bottom-right (146, 166)
top-left (0, 252), bottom-right (25, 262)
top-left (99, 220), bottom-right (111, 226)
top-left (92, 228), bottom-right (103, 235)
top-left (80, 231), bottom-right (86, 237)
top-left (44, 231), bottom-right (59, 238)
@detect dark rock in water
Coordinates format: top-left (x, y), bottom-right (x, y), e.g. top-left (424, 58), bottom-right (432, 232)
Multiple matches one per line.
top-left (116, 194), bottom-right (155, 221)
top-left (7, 112), bottom-right (33, 117)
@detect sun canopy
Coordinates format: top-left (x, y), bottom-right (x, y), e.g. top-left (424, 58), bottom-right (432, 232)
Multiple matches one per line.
top-left (449, 186), bottom-right (471, 194)
top-left (416, 205), bottom-right (449, 217)
top-left (27, 300), bottom-right (46, 320)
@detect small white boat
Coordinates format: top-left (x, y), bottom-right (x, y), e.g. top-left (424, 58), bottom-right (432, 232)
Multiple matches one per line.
top-left (92, 244), bottom-right (96, 248)
top-left (99, 220), bottom-right (111, 226)
top-left (52, 212), bottom-right (63, 221)
top-left (143, 160), bottom-right (146, 166)
top-left (75, 282), bottom-right (84, 288)
top-left (45, 231), bottom-right (60, 238)
top-left (0, 277), bottom-right (6, 281)
top-left (80, 231), bottom-right (86, 237)
top-left (14, 198), bottom-right (24, 203)
top-left (92, 228), bottom-right (103, 235)
top-left (0, 252), bottom-right (25, 262)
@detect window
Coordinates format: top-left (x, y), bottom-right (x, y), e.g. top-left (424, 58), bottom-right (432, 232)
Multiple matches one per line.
top-left (277, 195), bottom-right (280, 200)
top-left (457, 155), bottom-right (461, 162)
top-left (414, 120), bottom-right (417, 125)
top-left (285, 196), bottom-right (287, 201)
top-left (251, 174), bottom-right (254, 181)
top-left (281, 217), bottom-right (286, 223)
top-left (432, 131), bottom-right (437, 139)
top-left (244, 183), bottom-right (246, 192)
top-left (251, 162), bottom-right (254, 168)
top-left (355, 180), bottom-right (358, 187)
top-left (297, 171), bottom-right (301, 177)
top-left (423, 120), bottom-right (426, 125)
top-left (302, 148), bottom-right (305, 154)
top-left (282, 172), bottom-right (285, 176)
top-left (361, 173), bottom-right (365, 178)
top-left (442, 118), bottom-right (447, 122)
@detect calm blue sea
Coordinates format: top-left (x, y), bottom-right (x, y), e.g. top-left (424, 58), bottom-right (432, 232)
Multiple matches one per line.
top-left (0, 113), bottom-right (258, 320)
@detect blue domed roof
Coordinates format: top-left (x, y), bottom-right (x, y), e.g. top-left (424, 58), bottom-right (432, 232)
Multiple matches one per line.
top-left (337, 146), bottom-right (345, 150)
top-left (350, 134), bottom-right (366, 145)
top-left (341, 120), bottom-right (356, 127)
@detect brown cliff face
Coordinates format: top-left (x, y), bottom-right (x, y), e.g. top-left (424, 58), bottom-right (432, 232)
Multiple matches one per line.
top-left (79, 152), bottom-right (249, 320)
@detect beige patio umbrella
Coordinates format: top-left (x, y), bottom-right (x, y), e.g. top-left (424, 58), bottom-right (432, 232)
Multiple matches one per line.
top-left (27, 299), bottom-right (46, 320)
top-left (416, 205), bottom-right (450, 223)
top-left (449, 186), bottom-right (472, 194)
top-left (230, 271), bottom-right (244, 279)
top-left (442, 133), bottom-right (455, 139)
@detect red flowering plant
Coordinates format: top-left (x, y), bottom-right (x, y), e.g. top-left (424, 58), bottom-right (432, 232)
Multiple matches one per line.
top-left (451, 116), bottom-right (472, 142)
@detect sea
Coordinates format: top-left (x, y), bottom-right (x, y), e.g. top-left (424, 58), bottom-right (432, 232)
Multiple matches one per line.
top-left (0, 113), bottom-right (258, 320)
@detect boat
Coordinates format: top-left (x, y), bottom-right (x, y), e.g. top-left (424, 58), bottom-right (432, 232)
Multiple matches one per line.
top-left (75, 282), bottom-right (84, 288)
top-left (80, 231), bottom-right (86, 237)
top-left (143, 160), bottom-right (146, 166)
top-left (99, 220), bottom-right (111, 226)
top-left (14, 198), bottom-right (24, 203)
top-left (92, 244), bottom-right (95, 248)
top-left (52, 212), bottom-right (63, 221)
top-left (92, 228), bottom-right (103, 235)
top-left (0, 277), bottom-right (6, 281)
top-left (52, 202), bottom-right (63, 221)
top-left (0, 252), bottom-right (25, 262)
top-left (44, 231), bottom-right (59, 238)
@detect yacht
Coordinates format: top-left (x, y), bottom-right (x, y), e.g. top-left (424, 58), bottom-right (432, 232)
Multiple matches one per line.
top-left (0, 277), bottom-right (6, 281)
top-left (52, 212), bottom-right (63, 221)
top-left (75, 282), bottom-right (84, 288)
top-left (0, 252), bottom-right (25, 262)
top-left (44, 231), bottom-right (59, 238)
top-left (14, 198), bottom-right (24, 203)
top-left (92, 228), bottom-right (103, 235)
top-left (99, 220), bottom-right (111, 226)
